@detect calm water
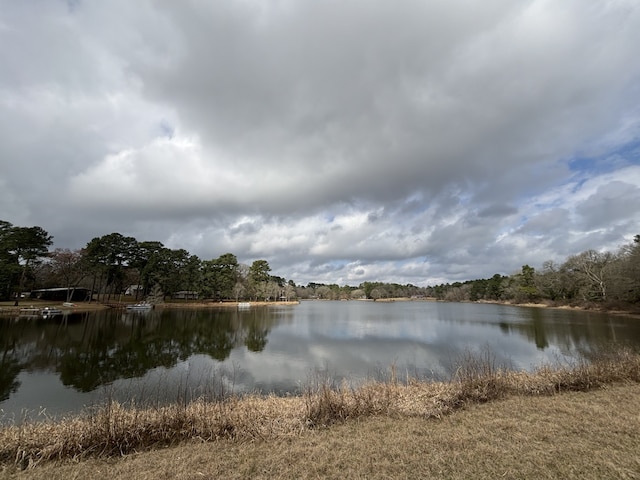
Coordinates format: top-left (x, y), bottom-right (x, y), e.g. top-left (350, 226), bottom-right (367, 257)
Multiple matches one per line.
top-left (1, 301), bottom-right (639, 422)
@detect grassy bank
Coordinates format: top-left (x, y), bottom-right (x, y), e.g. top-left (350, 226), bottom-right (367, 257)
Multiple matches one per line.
top-left (5, 384), bottom-right (639, 479)
top-left (2, 347), bottom-right (639, 476)
top-left (0, 300), bottom-right (108, 316)
top-left (0, 300), bottom-right (300, 317)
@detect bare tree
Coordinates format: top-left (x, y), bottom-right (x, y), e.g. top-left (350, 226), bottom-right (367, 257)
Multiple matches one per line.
top-left (565, 250), bottom-right (614, 301)
top-left (47, 248), bottom-right (88, 302)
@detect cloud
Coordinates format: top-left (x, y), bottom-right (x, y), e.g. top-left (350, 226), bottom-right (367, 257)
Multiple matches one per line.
top-left (575, 180), bottom-right (640, 230)
top-left (1, 0), bottom-right (640, 285)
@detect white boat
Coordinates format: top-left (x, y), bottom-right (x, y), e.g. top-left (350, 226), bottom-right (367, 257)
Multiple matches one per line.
top-left (126, 302), bottom-right (153, 311)
top-left (237, 302), bottom-right (251, 309)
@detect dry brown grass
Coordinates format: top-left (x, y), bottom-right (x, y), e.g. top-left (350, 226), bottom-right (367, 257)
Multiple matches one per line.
top-left (3, 384), bottom-right (640, 479)
top-left (2, 347), bottom-right (640, 474)
top-left (0, 395), bottom-right (310, 469)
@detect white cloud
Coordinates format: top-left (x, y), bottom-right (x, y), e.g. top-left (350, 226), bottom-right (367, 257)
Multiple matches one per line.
top-left (68, 135), bottom-right (245, 212)
top-left (1, 0), bottom-right (640, 285)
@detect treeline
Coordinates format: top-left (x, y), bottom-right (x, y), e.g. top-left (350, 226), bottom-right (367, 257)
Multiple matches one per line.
top-left (428, 239), bottom-right (640, 308)
top-left (1, 219), bottom-right (639, 307)
top-left (288, 237), bottom-right (640, 309)
top-left (295, 282), bottom-right (427, 300)
top-left (0, 222), bottom-right (294, 303)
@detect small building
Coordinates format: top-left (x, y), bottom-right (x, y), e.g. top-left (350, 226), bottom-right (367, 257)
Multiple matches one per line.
top-left (172, 291), bottom-right (199, 300)
top-left (125, 285), bottom-right (143, 296)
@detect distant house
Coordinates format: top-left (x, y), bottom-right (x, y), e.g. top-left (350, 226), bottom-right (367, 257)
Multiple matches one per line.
top-left (125, 285), bottom-right (143, 296)
top-left (30, 288), bottom-right (91, 302)
top-left (172, 291), bottom-right (199, 300)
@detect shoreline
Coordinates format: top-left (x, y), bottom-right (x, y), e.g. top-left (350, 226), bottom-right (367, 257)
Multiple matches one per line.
top-left (1, 297), bottom-right (638, 318)
top-left (372, 297), bottom-right (640, 318)
top-left (474, 298), bottom-right (640, 318)
top-left (0, 300), bottom-right (301, 316)
top-left (160, 300), bottom-right (301, 309)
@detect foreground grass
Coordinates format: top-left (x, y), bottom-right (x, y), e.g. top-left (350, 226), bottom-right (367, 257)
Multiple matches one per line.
top-left (2, 348), bottom-right (640, 478)
top-left (3, 384), bottom-right (638, 480)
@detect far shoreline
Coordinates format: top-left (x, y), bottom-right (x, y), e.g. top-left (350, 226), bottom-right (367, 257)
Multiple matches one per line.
top-left (1, 297), bottom-right (638, 319)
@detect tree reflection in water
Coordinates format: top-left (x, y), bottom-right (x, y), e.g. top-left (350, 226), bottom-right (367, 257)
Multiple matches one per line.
top-left (0, 351), bottom-right (20, 402)
top-left (0, 307), bottom-right (275, 395)
top-left (0, 320), bottom-right (22, 402)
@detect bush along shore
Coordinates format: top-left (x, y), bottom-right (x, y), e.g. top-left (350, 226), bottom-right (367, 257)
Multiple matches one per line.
top-left (2, 346), bottom-right (640, 470)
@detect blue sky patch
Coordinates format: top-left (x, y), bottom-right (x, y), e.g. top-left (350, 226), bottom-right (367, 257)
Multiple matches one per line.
top-left (569, 138), bottom-right (640, 174)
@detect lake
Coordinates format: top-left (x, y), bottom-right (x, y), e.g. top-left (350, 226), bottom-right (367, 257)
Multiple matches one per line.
top-left (1, 300), bottom-right (639, 422)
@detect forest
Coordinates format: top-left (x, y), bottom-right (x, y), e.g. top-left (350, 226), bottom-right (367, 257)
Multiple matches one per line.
top-left (1, 219), bottom-right (639, 309)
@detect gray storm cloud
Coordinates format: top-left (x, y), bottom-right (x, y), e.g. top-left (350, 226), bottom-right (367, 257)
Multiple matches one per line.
top-left (1, 0), bottom-right (639, 285)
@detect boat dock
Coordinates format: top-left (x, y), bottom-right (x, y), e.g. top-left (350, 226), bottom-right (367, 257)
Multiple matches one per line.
top-left (0, 306), bottom-right (65, 319)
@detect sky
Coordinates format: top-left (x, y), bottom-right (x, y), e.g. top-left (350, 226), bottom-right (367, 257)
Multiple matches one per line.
top-left (1, 0), bottom-right (639, 287)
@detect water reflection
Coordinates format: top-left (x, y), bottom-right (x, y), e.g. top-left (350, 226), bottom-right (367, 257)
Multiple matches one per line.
top-left (1, 301), bottom-right (639, 420)
top-left (0, 308), bottom-right (278, 404)
top-left (0, 352), bottom-right (20, 402)
top-left (497, 306), bottom-right (636, 354)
